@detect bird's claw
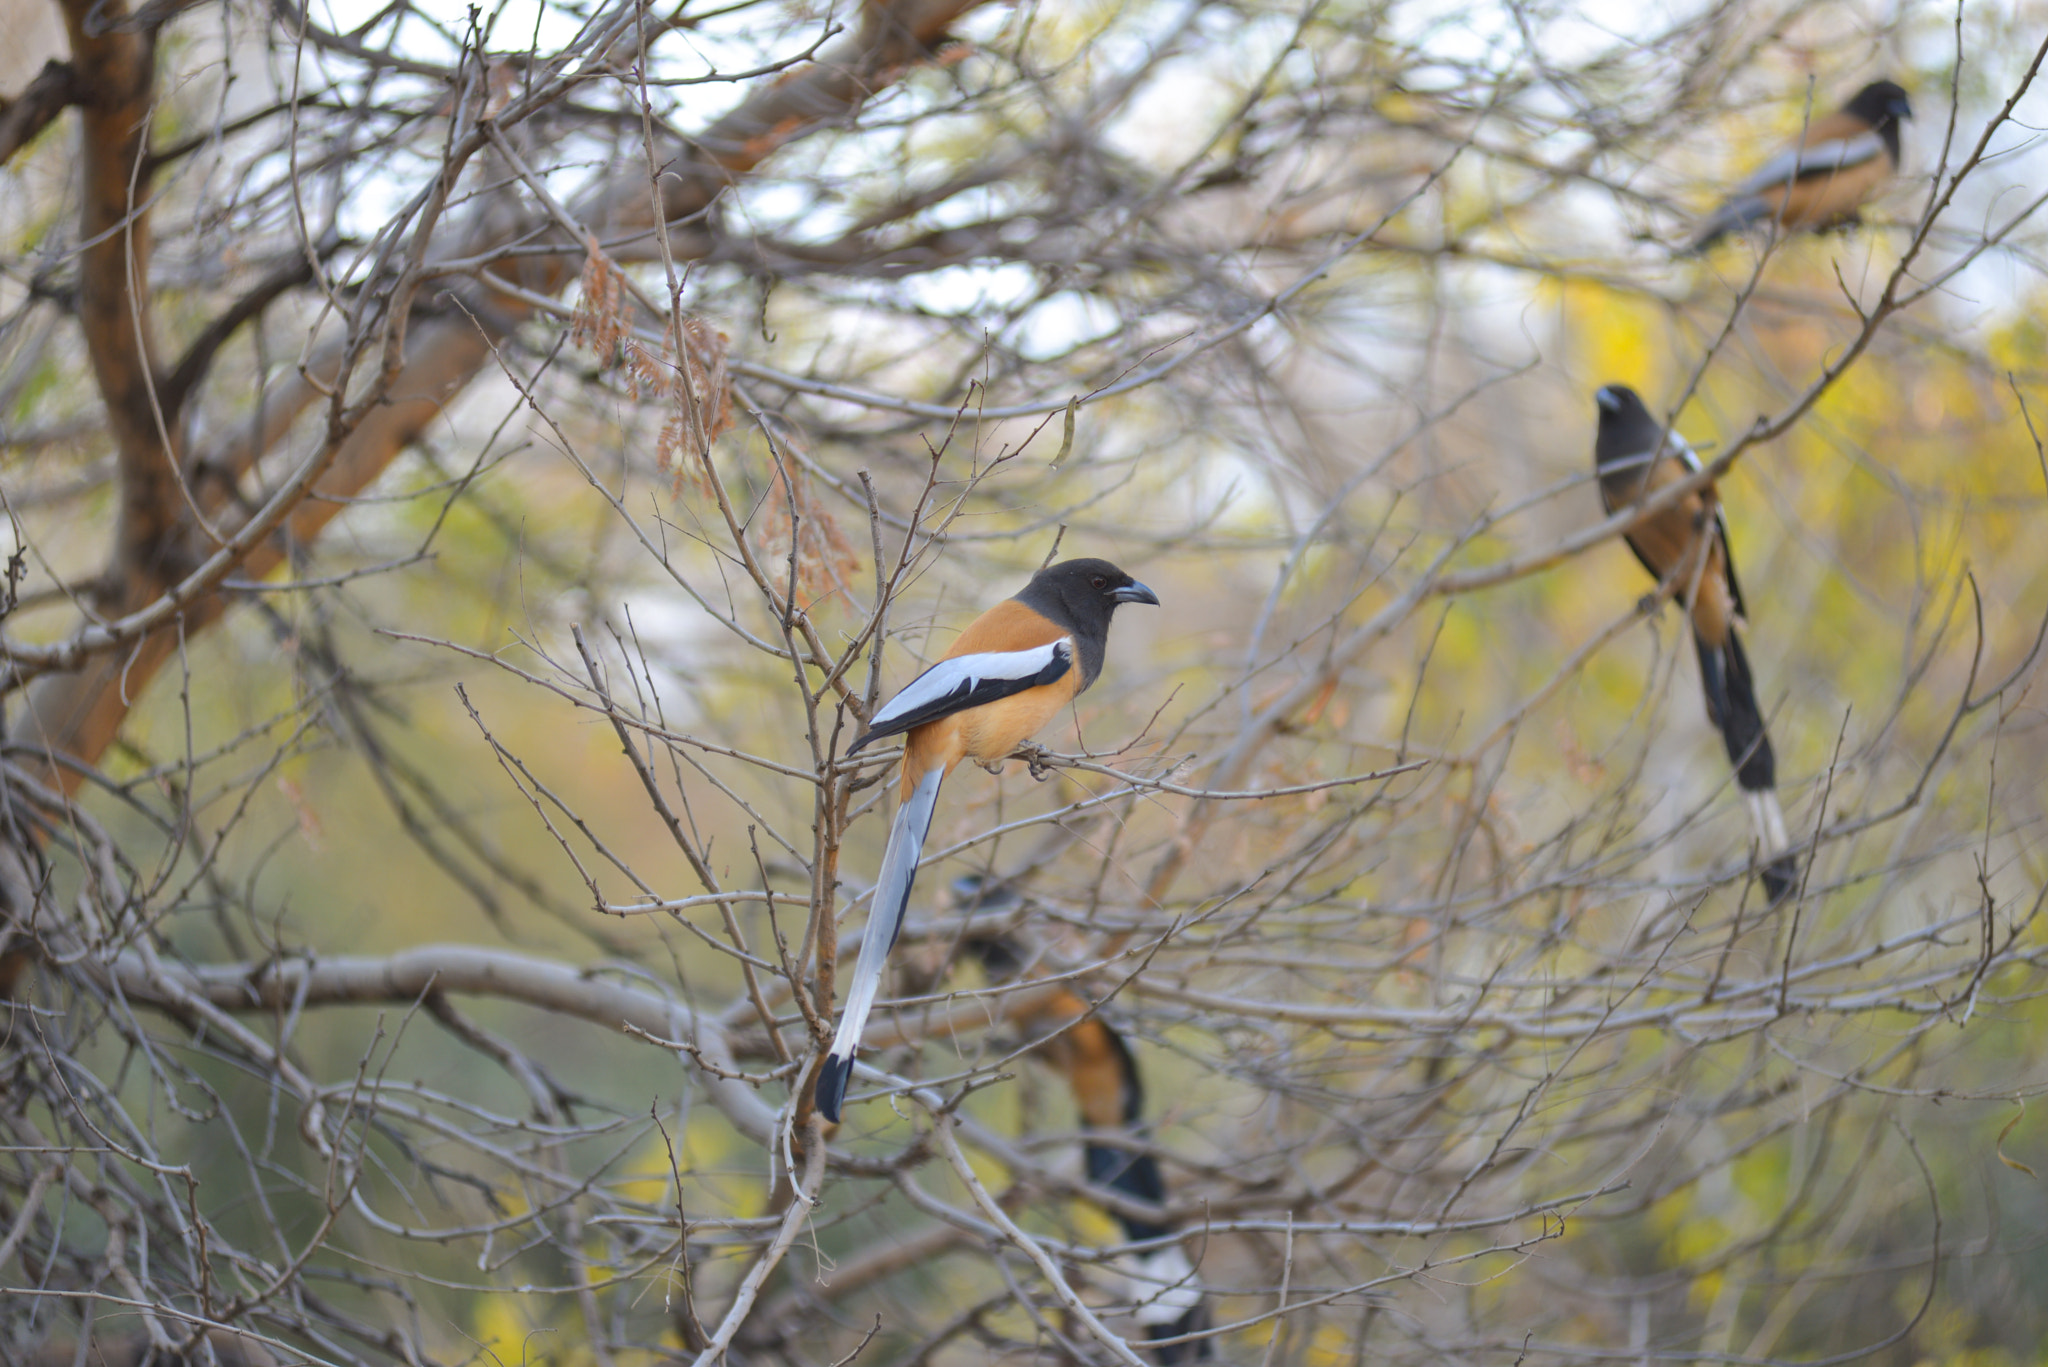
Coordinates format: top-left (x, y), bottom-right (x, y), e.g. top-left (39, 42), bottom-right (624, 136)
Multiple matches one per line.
top-left (1636, 592), bottom-right (1664, 617)
top-left (1020, 743), bottom-right (1055, 781)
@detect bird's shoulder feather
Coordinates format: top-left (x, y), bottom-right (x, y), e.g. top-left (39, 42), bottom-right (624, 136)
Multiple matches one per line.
top-left (851, 632), bottom-right (1073, 751)
top-left (1732, 123), bottom-right (1886, 198)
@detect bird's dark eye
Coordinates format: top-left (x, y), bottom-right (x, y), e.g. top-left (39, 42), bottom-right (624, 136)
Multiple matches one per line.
top-left (1091, 575), bottom-right (1107, 589)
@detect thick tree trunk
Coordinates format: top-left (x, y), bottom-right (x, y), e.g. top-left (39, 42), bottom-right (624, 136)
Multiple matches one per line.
top-left (0, 0), bottom-right (994, 998)
top-left (7, 0), bottom-right (992, 790)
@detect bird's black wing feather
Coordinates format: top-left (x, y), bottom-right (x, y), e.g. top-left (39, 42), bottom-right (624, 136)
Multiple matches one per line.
top-left (847, 643), bottom-right (1072, 754)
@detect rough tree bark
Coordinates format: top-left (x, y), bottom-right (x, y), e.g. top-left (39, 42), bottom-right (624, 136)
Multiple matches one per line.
top-left (7, 0), bottom-right (993, 786)
top-left (1, 0), bottom-right (996, 996)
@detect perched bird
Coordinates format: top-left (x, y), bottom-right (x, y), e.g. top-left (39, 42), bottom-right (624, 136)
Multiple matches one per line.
top-left (1592, 385), bottom-right (1797, 903)
top-left (815, 558), bottom-right (1158, 1122)
top-left (1690, 78), bottom-right (1914, 253)
top-left (970, 923), bottom-right (1209, 1363)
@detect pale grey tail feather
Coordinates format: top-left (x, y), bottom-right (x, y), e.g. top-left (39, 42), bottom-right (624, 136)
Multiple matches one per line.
top-left (816, 765), bottom-right (945, 1121)
top-left (1699, 630), bottom-right (1797, 903)
top-left (1117, 1244), bottom-right (1211, 1362)
top-left (1746, 789), bottom-right (1798, 904)
top-left (1745, 788), bottom-right (1790, 853)
top-left (1122, 1245), bottom-right (1202, 1327)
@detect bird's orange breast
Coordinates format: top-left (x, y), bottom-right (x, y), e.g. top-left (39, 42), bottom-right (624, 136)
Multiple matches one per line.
top-left (1607, 455), bottom-right (1738, 647)
top-left (943, 599), bottom-right (1085, 764)
top-left (1770, 153), bottom-right (1889, 229)
top-left (1007, 990), bottom-right (1133, 1127)
top-left (1753, 110), bottom-right (1893, 229)
top-left (895, 599), bottom-right (1086, 794)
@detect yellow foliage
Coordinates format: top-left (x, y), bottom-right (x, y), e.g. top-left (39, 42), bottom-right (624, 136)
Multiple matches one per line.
top-left (614, 1129), bottom-right (680, 1209)
top-left (1300, 1319), bottom-right (1359, 1366)
top-left (1067, 1197), bottom-right (1123, 1245)
top-left (963, 1143), bottom-right (1011, 1195)
top-left (1552, 278), bottom-right (1672, 394)
top-left (470, 1293), bottom-right (548, 1365)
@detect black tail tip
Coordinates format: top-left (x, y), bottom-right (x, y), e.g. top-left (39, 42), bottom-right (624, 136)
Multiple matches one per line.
top-left (815, 1053), bottom-right (853, 1123)
top-left (1148, 1307), bottom-right (1213, 1363)
top-left (1761, 854), bottom-right (1798, 906)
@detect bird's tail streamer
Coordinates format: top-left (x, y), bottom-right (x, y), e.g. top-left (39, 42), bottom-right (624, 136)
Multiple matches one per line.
top-left (1085, 1094), bottom-right (1210, 1362)
top-left (1694, 629), bottom-right (1798, 902)
top-left (969, 928), bottom-right (1211, 1362)
top-left (815, 765), bottom-right (944, 1122)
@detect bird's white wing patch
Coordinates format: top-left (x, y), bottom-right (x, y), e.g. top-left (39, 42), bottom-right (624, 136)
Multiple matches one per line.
top-left (867, 639), bottom-right (1071, 732)
top-left (1607, 430), bottom-right (1699, 479)
top-left (1656, 431), bottom-right (1737, 566)
top-left (1734, 129), bottom-right (1886, 198)
top-left (1668, 430), bottom-right (1703, 473)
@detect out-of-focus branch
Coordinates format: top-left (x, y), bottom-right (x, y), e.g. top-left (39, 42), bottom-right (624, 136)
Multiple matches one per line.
top-left (103, 941), bottom-right (782, 1144)
top-left (0, 59), bottom-right (75, 165)
top-left (159, 247), bottom-right (328, 418)
top-left (5, 6), bottom-right (2046, 1363)
top-left (5, 0), bottom-right (999, 787)
top-left (23, 1330), bottom-right (277, 1367)
top-left (57, 0), bottom-right (180, 588)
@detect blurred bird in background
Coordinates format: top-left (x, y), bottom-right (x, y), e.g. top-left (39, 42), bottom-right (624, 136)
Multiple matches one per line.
top-left (1592, 385), bottom-right (1798, 903)
top-left (1690, 78), bottom-right (1914, 253)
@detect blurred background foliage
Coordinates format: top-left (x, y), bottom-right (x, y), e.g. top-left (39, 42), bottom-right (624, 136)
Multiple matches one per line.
top-left (3, 0), bottom-right (2048, 1361)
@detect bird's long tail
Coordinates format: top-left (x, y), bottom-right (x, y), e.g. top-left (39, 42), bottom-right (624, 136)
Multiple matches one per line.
top-left (1694, 628), bottom-right (1797, 902)
top-left (1077, 1045), bottom-right (1207, 1363)
top-left (815, 765), bottom-right (944, 1122)
top-left (970, 936), bottom-right (1209, 1363)
top-left (1091, 1140), bottom-right (1209, 1362)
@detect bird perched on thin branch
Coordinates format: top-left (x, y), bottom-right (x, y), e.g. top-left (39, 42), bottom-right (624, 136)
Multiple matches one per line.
top-left (1592, 385), bottom-right (1797, 903)
top-left (1689, 78), bottom-right (1914, 253)
top-left (1033, 1001), bottom-right (1208, 1362)
top-left (969, 921), bottom-right (1209, 1363)
top-left (815, 557), bottom-right (1158, 1122)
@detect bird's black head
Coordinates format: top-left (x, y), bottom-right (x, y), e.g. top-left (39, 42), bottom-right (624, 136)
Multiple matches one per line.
top-left (1594, 383), bottom-right (1652, 425)
top-left (1025, 557), bottom-right (1159, 617)
top-left (1845, 79), bottom-right (1914, 128)
top-left (1592, 384), bottom-right (1663, 472)
top-left (1016, 557), bottom-right (1157, 685)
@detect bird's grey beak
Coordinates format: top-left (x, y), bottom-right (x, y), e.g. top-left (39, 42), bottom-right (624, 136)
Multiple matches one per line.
top-left (1595, 388), bottom-right (1621, 413)
top-left (1891, 96), bottom-right (1915, 120)
top-left (1111, 581), bottom-right (1159, 606)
